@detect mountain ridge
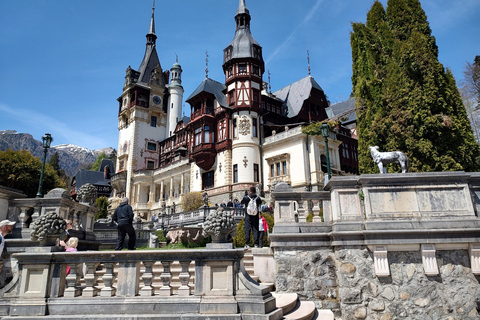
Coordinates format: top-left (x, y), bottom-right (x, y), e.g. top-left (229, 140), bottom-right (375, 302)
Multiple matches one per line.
top-left (0, 130), bottom-right (115, 177)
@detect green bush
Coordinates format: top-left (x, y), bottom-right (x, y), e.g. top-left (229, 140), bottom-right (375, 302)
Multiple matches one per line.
top-left (154, 230), bottom-right (167, 242)
top-left (233, 213), bottom-right (274, 247)
top-left (306, 209), bottom-right (323, 222)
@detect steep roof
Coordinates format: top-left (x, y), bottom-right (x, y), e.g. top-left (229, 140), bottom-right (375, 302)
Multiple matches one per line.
top-left (73, 170), bottom-right (109, 189)
top-left (326, 97), bottom-right (357, 124)
top-left (273, 76), bottom-right (324, 118)
top-left (186, 78), bottom-right (227, 107)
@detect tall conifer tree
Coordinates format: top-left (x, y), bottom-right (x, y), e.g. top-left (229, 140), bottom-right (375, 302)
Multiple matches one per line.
top-left (352, 0), bottom-right (479, 173)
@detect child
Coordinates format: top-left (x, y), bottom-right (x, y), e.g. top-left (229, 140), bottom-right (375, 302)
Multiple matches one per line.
top-left (257, 215), bottom-right (269, 248)
top-left (66, 237), bottom-right (78, 252)
top-left (65, 237), bottom-right (78, 275)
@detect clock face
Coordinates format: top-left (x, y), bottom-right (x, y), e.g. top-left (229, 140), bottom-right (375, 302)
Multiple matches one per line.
top-left (153, 96), bottom-right (161, 105)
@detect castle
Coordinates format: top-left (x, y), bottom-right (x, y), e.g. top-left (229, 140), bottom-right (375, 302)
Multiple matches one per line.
top-left (111, 0), bottom-right (358, 218)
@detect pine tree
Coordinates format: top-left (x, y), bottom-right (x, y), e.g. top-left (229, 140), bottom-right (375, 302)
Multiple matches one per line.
top-left (352, 0), bottom-right (479, 173)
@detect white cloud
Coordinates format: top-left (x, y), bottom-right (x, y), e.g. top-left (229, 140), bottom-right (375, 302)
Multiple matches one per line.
top-left (266, 0), bottom-right (324, 64)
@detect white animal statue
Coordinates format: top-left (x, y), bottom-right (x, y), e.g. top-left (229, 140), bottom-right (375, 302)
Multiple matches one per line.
top-left (369, 146), bottom-right (409, 174)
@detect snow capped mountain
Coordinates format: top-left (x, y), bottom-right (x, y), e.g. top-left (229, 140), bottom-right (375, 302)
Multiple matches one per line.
top-left (0, 130), bottom-right (115, 177)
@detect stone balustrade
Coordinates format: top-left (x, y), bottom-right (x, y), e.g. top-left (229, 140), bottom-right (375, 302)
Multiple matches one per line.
top-left (3, 249), bottom-right (280, 319)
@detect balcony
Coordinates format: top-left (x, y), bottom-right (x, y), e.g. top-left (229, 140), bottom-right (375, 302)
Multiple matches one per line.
top-left (190, 143), bottom-right (217, 171)
top-left (110, 171), bottom-right (127, 194)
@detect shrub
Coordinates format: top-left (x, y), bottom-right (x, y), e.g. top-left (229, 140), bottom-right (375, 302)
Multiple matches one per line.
top-left (181, 192), bottom-right (204, 211)
top-left (233, 213), bottom-right (274, 247)
top-left (95, 196), bottom-right (110, 220)
top-left (154, 229), bottom-right (167, 242)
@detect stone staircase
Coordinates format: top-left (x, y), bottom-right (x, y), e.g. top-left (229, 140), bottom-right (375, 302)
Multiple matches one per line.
top-left (243, 249), bottom-right (335, 320)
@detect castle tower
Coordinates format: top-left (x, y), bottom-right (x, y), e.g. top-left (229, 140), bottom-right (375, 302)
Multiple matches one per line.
top-left (166, 59), bottom-right (184, 138)
top-left (222, 0), bottom-right (264, 187)
top-left (115, 4), bottom-right (168, 199)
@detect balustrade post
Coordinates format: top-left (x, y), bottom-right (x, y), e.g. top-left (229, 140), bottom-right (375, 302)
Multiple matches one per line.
top-left (117, 261), bottom-right (140, 297)
top-left (64, 263), bottom-right (81, 298)
top-left (159, 260), bottom-right (172, 296)
top-left (82, 262), bottom-right (100, 297)
top-left (311, 199), bottom-right (322, 222)
top-left (178, 260), bottom-right (191, 296)
top-left (100, 262), bottom-right (116, 297)
top-left (140, 261), bottom-right (155, 296)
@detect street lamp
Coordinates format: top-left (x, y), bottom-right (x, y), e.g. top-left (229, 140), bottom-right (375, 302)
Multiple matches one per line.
top-left (320, 123), bottom-right (331, 183)
top-left (36, 133), bottom-right (53, 198)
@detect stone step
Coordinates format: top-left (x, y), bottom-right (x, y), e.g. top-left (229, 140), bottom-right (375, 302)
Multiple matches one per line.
top-left (312, 309), bottom-right (335, 320)
top-left (283, 301), bottom-right (316, 320)
top-left (272, 292), bottom-right (298, 315)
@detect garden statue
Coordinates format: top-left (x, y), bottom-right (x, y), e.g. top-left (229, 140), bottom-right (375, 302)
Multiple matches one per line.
top-left (77, 183), bottom-right (97, 205)
top-left (202, 192), bottom-right (209, 207)
top-left (369, 146), bottom-right (409, 174)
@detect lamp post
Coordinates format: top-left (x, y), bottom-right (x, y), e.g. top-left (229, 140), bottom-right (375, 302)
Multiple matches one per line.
top-left (320, 123), bottom-right (331, 183)
top-left (36, 133), bottom-right (53, 198)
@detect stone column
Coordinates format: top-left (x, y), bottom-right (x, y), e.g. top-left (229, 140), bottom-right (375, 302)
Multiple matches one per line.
top-left (160, 180), bottom-right (164, 202)
top-left (181, 174), bottom-right (185, 195)
top-left (149, 183), bottom-right (156, 203)
top-left (170, 177), bottom-right (174, 199)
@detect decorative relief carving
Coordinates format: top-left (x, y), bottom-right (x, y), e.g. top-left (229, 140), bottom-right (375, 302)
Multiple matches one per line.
top-left (243, 156), bottom-right (248, 168)
top-left (239, 115), bottom-right (250, 136)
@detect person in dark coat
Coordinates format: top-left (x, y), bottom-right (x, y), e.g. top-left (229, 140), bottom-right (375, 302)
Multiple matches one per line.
top-left (241, 186), bottom-right (262, 249)
top-left (113, 197), bottom-right (136, 250)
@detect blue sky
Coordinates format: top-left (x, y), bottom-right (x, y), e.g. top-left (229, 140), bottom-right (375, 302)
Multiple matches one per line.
top-left (1, 0), bottom-right (479, 150)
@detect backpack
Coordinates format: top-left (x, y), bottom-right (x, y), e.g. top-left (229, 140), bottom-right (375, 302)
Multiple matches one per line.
top-left (246, 196), bottom-right (258, 216)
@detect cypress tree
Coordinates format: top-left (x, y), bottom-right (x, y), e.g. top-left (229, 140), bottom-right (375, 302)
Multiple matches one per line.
top-left (352, 0), bottom-right (479, 173)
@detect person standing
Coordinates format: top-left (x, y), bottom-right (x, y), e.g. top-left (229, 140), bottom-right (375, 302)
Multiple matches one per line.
top-left (0, 220), bottom-right (15, 272)
top-left (258, 215), bottom-right (269, 248)
top-left (241, 186), bottom-right (262, 249)
top-left (113, 197), bottom-right (136, 250)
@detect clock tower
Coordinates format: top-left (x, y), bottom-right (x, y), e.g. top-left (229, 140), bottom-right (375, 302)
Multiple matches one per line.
top-left (222, 0), bottom-right (264, 187)
top-left (115, 4), bottom-right (169, 199)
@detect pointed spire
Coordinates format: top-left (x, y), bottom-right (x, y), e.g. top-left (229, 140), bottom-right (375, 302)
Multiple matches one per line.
top-left (307, 50), bottom-right (311, 76)
top-left (236, 0), bottom-right (249, 15)
top-left (205, 50), bottom-right (209, 79)
top-left (146, 0), bottom-right (157, 46)
top-left (235, 0), bottom-right (251, 30)
top-left (268, 70), bottom-right (272, 94)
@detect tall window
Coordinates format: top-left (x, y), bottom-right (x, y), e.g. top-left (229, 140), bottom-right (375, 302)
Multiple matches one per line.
top-left (252, 118), bottom-right (258, 138)
top-left (233, 118), bottom-right (238, 138)
top-left (147, 161), bottom-right (155, 170)
top-left (270, 164), bottom-right (274, 177)
top-left (204, 125), bottom-right (211, 143)
top-left (276, 163), bottom-right (281, 176)
top-left (195, 127), bottom-right (202, 145)
top-left (233, 164), bottom-right (238, 183)
top-left (150, 116), bottom-right (157, 127)
top-left (202, 171), bottom-right (214, 189)
top-left (282, 161), bottom-right (287, 175)
top-left (254, 164), bottom-right (259, 182)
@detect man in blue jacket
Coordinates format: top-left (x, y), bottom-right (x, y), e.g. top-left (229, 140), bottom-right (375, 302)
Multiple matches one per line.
top-left (113, 197), bottom-right (136, 250)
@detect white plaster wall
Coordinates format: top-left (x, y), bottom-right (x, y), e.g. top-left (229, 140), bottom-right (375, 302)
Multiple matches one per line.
top-left (262, 137), bottom-right (306, 188)
top-left (166, 86), bottom-right (183, 138)
top-left (190, 163), bottom-right (203, 192)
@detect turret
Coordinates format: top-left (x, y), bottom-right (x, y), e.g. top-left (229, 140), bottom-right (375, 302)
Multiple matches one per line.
top-left (167, 59), bottom-right (184, 137)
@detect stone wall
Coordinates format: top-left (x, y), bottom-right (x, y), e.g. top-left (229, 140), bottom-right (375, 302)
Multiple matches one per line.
top-left (270, 172), bottom-right (480, 319)
top-left (274, 246), bottom-right (480, 319)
